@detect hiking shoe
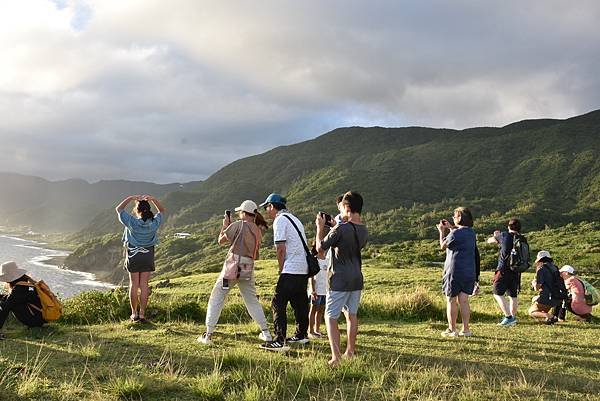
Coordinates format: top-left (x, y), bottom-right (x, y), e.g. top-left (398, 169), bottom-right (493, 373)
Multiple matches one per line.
top-left (197, 332), bottom-right (212, 345)
top-left (459, 330), bottom-right (474, 337)
top-left (441, 328), bottom-right (458, 338)
top-left (258, 331), bottom-right (273, 342)
top-left (286, 335), bottom-right (309, 344)
top-left (259, 340), bottom-right (290, 352)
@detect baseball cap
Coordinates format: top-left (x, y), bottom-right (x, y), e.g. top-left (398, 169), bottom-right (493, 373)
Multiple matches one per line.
top-left (534, 250), bottom-right (551, 264)
top-left (559, 265), bottom-right (575, 275)
top-left (259, 193), bottom-right (286, 209)
top-left (234, 200), bottom-right (258, 214)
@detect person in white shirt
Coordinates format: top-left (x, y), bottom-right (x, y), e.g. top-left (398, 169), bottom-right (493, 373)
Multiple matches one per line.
top-left (258, 193), bottom-right (309, 352)
top-left (308, 244), bottom-right (328, 338)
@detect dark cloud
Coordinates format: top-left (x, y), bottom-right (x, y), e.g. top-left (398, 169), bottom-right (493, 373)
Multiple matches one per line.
top-left (1, 1), bottom-right (599, 183)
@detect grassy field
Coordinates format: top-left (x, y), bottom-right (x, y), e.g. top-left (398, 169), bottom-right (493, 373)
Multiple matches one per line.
top-left (1, 262), bottom-right (599, 401)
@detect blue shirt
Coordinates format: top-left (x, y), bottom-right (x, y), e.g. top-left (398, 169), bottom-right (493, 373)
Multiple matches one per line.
top-left (118, 210), bottom-right (162, 247)
top-left (443, 226), bottom-right (476, 283)
top-left (497, 231), bottom-right (514, 271)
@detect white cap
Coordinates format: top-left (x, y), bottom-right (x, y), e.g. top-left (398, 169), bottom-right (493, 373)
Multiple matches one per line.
top-left (534, 250), bottom-right (551, 264)
top-left (234, 200), bottom-right (258, 214)
top-left (559, 265), bottom-right (575, 275)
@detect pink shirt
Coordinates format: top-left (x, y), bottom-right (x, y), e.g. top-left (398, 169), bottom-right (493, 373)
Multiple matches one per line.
top-left (564, 277), bottom-right (592, 315)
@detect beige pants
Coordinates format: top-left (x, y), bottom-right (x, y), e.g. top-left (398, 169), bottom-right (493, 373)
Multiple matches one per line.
top-left (205, 275), bottom-right (268, 334)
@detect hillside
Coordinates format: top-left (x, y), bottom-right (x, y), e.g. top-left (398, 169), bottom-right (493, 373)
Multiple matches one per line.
top-left (0, 174), bottom-right (201, 232)
top-left (63, 109), bottom-right (600, 282)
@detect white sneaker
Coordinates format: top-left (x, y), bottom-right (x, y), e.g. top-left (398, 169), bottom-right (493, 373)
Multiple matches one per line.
top-left (197, 332), bottom-right (212, 345)
top-left (259, 331), bottom-right (272, 342)
top-left (441, 328), bottom-right (458, 338)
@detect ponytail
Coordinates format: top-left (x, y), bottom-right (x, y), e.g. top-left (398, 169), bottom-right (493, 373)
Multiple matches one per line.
top-left (254, 210), bottom-right (268, 230)
top-left (136, 200), bottom-right (155, 222)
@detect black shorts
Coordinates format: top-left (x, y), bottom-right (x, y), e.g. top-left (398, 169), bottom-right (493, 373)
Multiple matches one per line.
top-left (492, 270), bottom-right (520, 297)
top-left (124, 245), bottom-right (155, 273)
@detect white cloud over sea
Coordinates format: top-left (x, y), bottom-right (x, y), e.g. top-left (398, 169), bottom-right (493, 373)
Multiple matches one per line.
top-left (1, 0), bottom-right (599, 183)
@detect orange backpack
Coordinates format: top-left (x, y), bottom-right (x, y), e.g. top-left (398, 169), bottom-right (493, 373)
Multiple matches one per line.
top-left (16, 279), bottom-right (63, 321)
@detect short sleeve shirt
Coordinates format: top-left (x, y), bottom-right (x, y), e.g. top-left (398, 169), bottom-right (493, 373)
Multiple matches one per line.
top-left (273, 211), bottom-right (308, 275)
top-left (223, 220), bottom-right (262, 259)
top-left (321, 222), bottom-right (368, 291)
top-left (118, 210), bottom-right (162, 247)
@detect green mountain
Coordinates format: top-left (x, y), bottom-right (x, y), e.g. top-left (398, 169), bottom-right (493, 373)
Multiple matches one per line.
top-left (65, 109), bottom-right (600, 282)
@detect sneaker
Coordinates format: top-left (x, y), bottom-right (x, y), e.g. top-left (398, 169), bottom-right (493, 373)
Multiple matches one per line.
top-left (440, 328), bottom-right (458, 338)
top-left (458, 330), bottom-right (474, 337)
top-left (0, 333), bottom-right (5, 340)
top-left (286, 335), bottom-right (310, 344)
top-left (544, 316), bottom-right (559, 325)
top-left (258, 331), bottom-right (272, 342)
top-left (259, 340), bottom-right (290, 352)
top-left (197, 332), bottom-right (212, 345)
top-left (504, 316), bottom-right (517, 327)
top-left (308, 332), bottom-right (323, 339)
top-left (497, 316), bottom-right (511, 326)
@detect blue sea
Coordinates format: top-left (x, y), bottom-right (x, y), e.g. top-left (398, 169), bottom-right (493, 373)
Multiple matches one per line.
top-left (0, 235), bottom-right (113, 298)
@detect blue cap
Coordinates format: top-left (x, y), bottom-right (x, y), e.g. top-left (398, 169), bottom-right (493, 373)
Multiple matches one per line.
top-left (259, 193), bottom-right (287, 209)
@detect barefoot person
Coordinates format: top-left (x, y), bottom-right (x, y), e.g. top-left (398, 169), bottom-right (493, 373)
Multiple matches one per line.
top-left (0, 262), bottom-right (46, 339)
top-left (116, 195), bottom-right (165, 323)
top-left (316, 191), bottom-right (368, 367)
top-left (198, 200), bottom-right (273, 345)
top-left (437, 207), bottom-right (477, 338)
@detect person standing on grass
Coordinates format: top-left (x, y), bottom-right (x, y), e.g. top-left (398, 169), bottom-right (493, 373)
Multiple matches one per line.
top-left (198, 200), bottom-right (273, 345)
top-left (316, 191), bottom-right (368, 367)
top-left (308, 243), bottom-right (328, 339)
top-left (437, 207), bottom-right (477, 338)
top-left (259, 193), bottom-right (309, 352)
top-left (487, 218), bottom-right (525, 327)
top-left (528, 250), bottom-right (567, 325)
top-left (0, 262), bottom-right (45, 339)
top-left (116, 194), bottom-right (165, 323)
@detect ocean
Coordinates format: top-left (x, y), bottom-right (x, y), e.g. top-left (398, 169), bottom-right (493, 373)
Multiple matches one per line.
top-left (0, 234), bottom-right (114, 298)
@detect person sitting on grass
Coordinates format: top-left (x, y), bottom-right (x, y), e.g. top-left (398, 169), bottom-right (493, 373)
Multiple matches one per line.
top-left (308, 243), bottom-right (328, 339)
top-left (558, 265), bottom-right (593, 322)
top-left (0, 261), bottom-right (45, 339)
top-left (528, 251), bottom-right (567, 325)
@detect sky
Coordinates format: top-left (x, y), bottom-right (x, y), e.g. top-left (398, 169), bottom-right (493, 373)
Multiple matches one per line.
top-left (1, 1), bottom-right (599, 183)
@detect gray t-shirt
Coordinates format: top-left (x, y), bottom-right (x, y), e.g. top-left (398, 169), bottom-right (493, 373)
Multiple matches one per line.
top-left (321, 222), bottom-right (368, 291)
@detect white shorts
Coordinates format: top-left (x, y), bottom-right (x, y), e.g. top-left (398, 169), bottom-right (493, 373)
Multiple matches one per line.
top-left (326, 290), bottom-right (361, 320)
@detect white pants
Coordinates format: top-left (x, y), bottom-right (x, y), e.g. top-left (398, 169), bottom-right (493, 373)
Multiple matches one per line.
top-left (205, 276), bottom-right (269, 334)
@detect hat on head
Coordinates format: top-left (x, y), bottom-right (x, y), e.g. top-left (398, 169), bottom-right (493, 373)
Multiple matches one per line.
top-left (534, 250), bottom-right (551, 264)
top-left (259, 193), bottom-right (286, 209)
top-left (0, 261), bottom-right (28, 283)
top-left (235, 200), bottom-right (258, 214)
top-left (559, 265), bottom-right (575, 275)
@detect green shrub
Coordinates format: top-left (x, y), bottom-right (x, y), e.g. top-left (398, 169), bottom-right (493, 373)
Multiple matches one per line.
top-left (62, 289), bottom-right (129, 324)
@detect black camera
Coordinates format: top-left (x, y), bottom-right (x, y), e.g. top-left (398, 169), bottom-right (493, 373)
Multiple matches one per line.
top-left (319, 211), bottom-right (333, 227)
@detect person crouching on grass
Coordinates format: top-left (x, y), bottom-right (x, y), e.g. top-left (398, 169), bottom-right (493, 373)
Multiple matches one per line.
top-left (528, 250), bottom-right (567, 325)
top-left (316, 191), bottom-right (368, 367)
top-left (0, 261), bottom-right (45, 339)
top-left (116, 194), bottom-right (165, 323)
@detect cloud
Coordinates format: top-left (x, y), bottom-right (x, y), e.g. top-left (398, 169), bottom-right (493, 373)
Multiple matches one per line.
top-left (0, 0), bottom-right (599, 183)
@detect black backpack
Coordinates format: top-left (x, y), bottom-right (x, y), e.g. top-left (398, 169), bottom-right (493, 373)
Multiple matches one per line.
top-left (509, 234), bottom-right (530, 273)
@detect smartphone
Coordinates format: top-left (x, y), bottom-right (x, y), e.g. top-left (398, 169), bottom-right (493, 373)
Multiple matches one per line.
top-left (320, 211), bottom-right (333, 227)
